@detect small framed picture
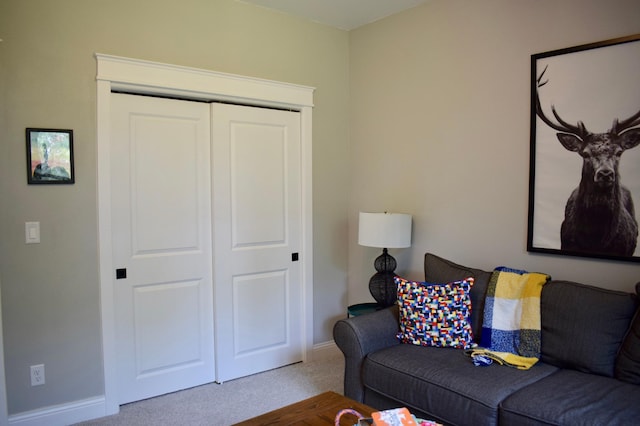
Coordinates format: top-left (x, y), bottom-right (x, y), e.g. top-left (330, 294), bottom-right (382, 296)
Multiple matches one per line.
top-left (26, 128), bottom-right (75, 184)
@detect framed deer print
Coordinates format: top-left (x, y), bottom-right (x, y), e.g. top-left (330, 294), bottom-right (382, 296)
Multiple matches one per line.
top-left (26, 128), bottom-right (75, 184)
top-left (527, 34), bottom-right (640, 263)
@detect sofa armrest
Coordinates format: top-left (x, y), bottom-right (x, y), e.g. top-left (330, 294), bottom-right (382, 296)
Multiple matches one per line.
top-left (333, 305), bottom-right (400, 402)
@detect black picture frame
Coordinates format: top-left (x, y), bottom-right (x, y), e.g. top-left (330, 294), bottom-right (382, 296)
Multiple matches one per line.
top-left (26, 128), bottom-right (75, 185)
top-left (527, 34), bottom-right (640, 263)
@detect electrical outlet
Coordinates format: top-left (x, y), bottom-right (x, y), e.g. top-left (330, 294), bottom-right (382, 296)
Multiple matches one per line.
top-left (30, 364), bottom-right (45, 386)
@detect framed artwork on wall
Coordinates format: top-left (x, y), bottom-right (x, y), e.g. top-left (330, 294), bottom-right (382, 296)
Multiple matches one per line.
top-left (527, 34), bottom-right (640, 263)
top-left (26, 128), bottom-right (75, 185)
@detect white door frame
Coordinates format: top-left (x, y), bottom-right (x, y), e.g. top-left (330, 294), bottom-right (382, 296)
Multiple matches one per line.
top-left (96, 54), bottom-right (314, 415)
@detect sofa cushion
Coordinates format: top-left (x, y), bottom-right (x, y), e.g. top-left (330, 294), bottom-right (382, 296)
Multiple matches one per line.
top-left (424, 253), bottom-right (492, 342)
top-left (540, 280), bottom-right (637, 377)
top-left (395, 276), bottom-right (475, 349)
top-left (363, 344), bottom-right (558, 426)
top-left (615, 282), bottom-right (640, 385)
top-left (500, 369), bottom-right (640, 425)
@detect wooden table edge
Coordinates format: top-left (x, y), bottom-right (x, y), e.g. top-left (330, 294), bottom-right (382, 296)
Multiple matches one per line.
top-left (233, 391), bottom-right (376, 425)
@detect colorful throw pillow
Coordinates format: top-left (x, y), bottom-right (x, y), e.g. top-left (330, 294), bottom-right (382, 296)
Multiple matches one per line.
top-left (424, 253), bottom-right (493, 343)
top-left (396, 276), bottom-right (476, 349)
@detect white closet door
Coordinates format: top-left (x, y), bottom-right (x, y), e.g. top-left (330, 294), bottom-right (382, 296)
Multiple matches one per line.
top-left (110, 93), bottom-right (215, 404)
top-left (212, 103), bottom-right (303, 382)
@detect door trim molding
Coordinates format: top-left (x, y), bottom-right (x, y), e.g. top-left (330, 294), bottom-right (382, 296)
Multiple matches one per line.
top-left (96, 54), bottom-right (314, 415)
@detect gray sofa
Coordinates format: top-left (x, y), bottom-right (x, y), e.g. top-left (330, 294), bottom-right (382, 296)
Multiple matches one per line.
top-left (334, 253), bottom-right (640, 425)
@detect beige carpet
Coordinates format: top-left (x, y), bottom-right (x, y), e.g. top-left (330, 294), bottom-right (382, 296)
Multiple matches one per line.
top-left (76, 351), bottom-right (344, 425)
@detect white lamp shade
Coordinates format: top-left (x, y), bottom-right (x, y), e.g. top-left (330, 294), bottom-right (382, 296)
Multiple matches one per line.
top-left (358, 212), bottom-right (412, 248)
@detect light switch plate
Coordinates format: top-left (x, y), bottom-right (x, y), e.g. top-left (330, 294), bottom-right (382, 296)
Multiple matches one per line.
top-left (25, 222), bottom-right (40, 244)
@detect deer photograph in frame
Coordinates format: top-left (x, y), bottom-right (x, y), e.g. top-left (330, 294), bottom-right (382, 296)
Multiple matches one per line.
top-left (527, 34), bottom-right (640, 263)
top-left (26, 128), bottom-right (75, 185)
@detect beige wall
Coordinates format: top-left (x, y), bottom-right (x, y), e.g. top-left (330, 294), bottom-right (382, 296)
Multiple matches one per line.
top-left (349, 0), bottom-right (640, 304)
top-left (2, 0), bottom-right (640, 419)
top-left (0, 0), bottom-right (349, 415)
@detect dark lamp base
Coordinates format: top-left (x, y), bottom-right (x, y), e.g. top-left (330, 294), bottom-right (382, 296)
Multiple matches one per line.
top-left (368, 248), bottom-right (398, 307)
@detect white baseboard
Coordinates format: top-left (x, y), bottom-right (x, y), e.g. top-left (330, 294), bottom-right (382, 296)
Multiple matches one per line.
top-left (311, 340), bottom-right (340, 361)
top-left (7, 343), bottom-right (342, 425)
top-left (8, 396), bottom-right (106, 426)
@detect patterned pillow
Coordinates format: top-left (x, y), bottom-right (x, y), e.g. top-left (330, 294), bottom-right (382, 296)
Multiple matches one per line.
top-left (396, 276), bottom-right (476, 349)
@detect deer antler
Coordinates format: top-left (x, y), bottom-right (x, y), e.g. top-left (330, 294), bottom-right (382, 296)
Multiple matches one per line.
top-left (611, 108), bottom-right (640, 136)
top-left (535, 65), bottom-right (590, 139)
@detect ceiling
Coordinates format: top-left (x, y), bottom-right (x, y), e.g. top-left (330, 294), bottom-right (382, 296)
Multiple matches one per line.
top-left (239, 0), bottom-right (429, 31)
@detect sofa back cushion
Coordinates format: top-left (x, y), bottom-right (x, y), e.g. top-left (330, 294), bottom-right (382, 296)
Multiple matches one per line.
top-left (540, 280), bottom-right (637, 377)
top-left (615, 282), bottom-right (640, 385)
top-left (424, 253), bottom-right (492, 343)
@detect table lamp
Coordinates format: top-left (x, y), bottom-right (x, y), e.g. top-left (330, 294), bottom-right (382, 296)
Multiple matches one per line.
top-left (358, 212), bottom-right (412, 307)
